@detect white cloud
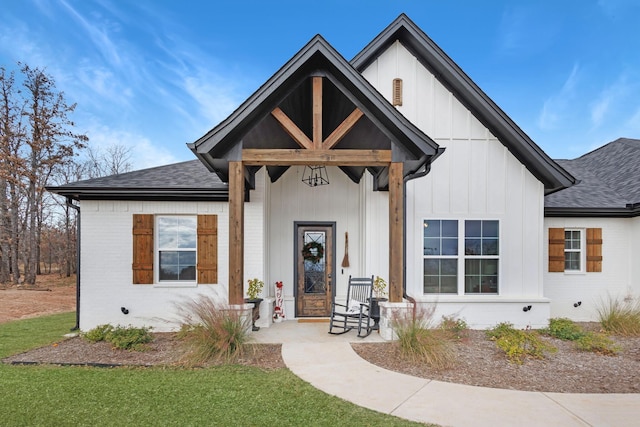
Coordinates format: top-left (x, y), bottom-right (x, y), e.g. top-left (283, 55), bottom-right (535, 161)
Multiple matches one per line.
top-left (183, 72), bottom-right (243, 125)
top-left (590, 74), bottom-right (636, 129)
top-left (59, 0), bottom-right (122, 67)
top-left (84, 123), bottom-right (179, 170)
top-left (537, 64), bottom-right (580, 130)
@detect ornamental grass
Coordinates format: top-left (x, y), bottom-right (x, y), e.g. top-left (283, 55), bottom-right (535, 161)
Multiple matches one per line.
top-left (597, 295), bottom-right (640, 336)
top-left (177, 296), bottom-right (252, 365)
top-left (391, 304), bottom-right (456, 370)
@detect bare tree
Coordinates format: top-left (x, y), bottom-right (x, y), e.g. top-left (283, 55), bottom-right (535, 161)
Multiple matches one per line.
top-left (0, 66), bottom-right (26, 284)
top-left (19, 64), bottom-right (87, 285)
top-left (84, 144), bottom-right (132, 178)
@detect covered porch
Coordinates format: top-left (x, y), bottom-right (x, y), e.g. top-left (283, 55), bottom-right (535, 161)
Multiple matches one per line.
top-left (189, 36), bottom-right (441, 312)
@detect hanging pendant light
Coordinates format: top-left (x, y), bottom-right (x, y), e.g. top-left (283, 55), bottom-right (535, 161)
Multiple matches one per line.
top-left (301, 165), bottom-right (329, 187)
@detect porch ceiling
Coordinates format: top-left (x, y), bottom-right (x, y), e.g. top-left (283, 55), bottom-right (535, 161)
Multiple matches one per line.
top-left (188, 35), bottom-right (440, 191)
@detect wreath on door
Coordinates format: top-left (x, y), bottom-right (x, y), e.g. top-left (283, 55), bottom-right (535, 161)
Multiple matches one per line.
top-left (302, 241), bottom-right (324, 264)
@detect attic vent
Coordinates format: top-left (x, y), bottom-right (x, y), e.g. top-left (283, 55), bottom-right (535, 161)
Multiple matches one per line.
top-left (392, 78), bottom-right (403, 106)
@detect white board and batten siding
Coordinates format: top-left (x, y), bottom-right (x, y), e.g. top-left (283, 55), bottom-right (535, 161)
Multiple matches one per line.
top-left (265, 166), bottom-right (388, 315)
top-left (544, 217), bottom-right (638, 321)
top-left (361, 40), bottom-right (549, 328)
top-left (79, 173), bottom-right (266, 332)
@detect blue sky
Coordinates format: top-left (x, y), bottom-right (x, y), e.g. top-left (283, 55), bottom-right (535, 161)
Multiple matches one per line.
top-left (1, 0), bottom-right (639, 170)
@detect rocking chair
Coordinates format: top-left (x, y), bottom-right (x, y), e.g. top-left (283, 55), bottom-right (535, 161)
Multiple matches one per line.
top-left (328, 275), bottom-right (374, 338)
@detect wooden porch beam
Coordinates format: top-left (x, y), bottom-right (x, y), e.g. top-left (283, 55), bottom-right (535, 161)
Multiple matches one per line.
top-left (228, 161), bottom-right (244, 305)
top-left (271, 107), bottom-right (313, 150)
top-left (312, 76), bottom-right (323, 150)
top-left (388, 162), bottom-right (404, 303)
top-left (242, 148), bottom-right (391, 166)
top-left (323, 108), bottom-right (364, 150)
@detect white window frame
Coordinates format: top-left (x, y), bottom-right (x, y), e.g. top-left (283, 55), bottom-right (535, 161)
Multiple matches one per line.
top-left (155, 215), bottom-right (197, 286)
top-left (463, 220), bottom-right (500, 295)
top-left (422, 219), bottom-right (459, 294)
top-left (422, 219), bottom-right (501, 295)
top-left (564, 228), bottom-right (585, 273)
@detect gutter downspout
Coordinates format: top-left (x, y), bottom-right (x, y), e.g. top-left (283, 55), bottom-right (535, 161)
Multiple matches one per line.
top-left (66, 197), bottom-right (80, 331)
top-left (401, 149), bottom-right (445, 305)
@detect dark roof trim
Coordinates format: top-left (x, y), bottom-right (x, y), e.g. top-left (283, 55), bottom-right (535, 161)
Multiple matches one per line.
top-left (188, 34), bottom-right (440, 184)
top-left (45, 187), bottom-right (229, 202)
top-left (545, 205), bottom-right (640, 218)
top-left (352, 14), bottom-right (576, 195)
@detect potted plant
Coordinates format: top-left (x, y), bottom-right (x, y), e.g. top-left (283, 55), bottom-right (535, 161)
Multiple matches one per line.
top-left (245, 278), bottom-right (264, 331)
top-left (370, 276), bottom-right (388, 330)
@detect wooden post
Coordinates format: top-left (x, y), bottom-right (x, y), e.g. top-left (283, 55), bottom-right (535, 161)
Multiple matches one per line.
top-left (389, 162), bottom-right (404, 302)
top-left (228, 161), bottom-right (244, 304)
top-left (312, 76), bottom-right (323, 150)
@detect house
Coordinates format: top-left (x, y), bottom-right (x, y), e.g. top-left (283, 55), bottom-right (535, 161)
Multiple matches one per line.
top-left (49, 14), bottom-right (635, 334)
top-left (544, 137), bottom-right (640, 321)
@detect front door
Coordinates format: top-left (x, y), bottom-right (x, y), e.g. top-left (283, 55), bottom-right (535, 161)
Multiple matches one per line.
top-left (295, 223), bottom-right (334, 317)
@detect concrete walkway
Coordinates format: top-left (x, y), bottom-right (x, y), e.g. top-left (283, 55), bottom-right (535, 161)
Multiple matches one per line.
top-left (253, 321), bottom-right (640, 427)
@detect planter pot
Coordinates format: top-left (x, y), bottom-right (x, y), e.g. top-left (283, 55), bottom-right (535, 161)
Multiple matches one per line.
top-left (273, 316), bottom-right (283, 323)
top-left (370, 298), bottom-right (388, 330)
top-left (244, 298), bottom-right (263, 331)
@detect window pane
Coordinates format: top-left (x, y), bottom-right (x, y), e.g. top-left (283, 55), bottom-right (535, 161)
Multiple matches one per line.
top-left (423, 259), bottom-right (457, 294)
top-left (177, 217), bottom-right (197, 248)
top-left (157, 217), bottom-right (179, 248)
top-left (424, 238), bottom-right (441, 255)
top-left (565, 252), bottom-right (580, 271)
top-left (442, 220), bottom-right (458, 237)
top-left (423, 220), bottom-right (440, 237)
top-left (424, 259), bottom-right (440, 275)
top-left (465, 220), bottom-right (481, 237)
top-left (465, 239), bottom-right (481, 255)
top-left (440, 276), bottom-right (457, 293)
top-left (159, 250), bottom-right (196, 282)
top-left (158, 216), bottom-right (196, 250)
top-left (482, 239), bottom-right (499, 255)
top-left (465, 275), bottom-right (480, 293)
top-left (441, 259), bottom-right (458, 275)
top-left (159, 265), bottom-right (179, 281)
top-left (483, 221), bottom-right (499, 237)
top-left (442, 238), bottom-right (458, 255)
top-left (465, 259), bottom-right (498, 294)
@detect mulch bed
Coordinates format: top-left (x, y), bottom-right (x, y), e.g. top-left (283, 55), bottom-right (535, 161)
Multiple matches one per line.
top-left (4, 328), bottom-right (640, 394)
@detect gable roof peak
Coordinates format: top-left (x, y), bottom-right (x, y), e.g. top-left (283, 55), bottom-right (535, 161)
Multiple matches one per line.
top-left (352, 13), bottom-right (576, 195)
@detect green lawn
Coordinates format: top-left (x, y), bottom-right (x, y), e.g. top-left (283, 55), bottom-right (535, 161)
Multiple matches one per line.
top-left (0, 313), bottom-right (430, 426)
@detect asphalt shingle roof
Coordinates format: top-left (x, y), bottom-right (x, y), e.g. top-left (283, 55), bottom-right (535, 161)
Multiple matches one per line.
top-left (47, 160), bottom-right (228, 201)
top-left (545, 138), bottom-right (640, 213)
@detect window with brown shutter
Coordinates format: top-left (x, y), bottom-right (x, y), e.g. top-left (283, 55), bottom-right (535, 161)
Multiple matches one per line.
top-left (132, 214), bottom-right (218, 284)
top-left (132, 214), bottom-right (154, 284)
top-left (548, 228), bottom-right (565, 272)
top-left (197, 215), bottom-right (218, 284)
top-left (586, 228), bottom-right (603, 272)
top-left (548, 227), bottom-right (603, 273)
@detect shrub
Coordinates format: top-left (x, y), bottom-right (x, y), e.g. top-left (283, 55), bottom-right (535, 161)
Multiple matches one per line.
top-left (439, 315), bottom-right (468, 340)
top-left (83, 324), bottom-right (113, 343)
top-left (545, 318), bottom-right (585, 341)
top-left (83, 324), bottom-right (152, 351)
top-left (575, 332), bottom-right (620, 355)
top-left (392, 305), bottom-right (455, 370)
top-left (106, 325), bottom-right (153, 351)
top-left (487, 322), bottom-right (556, 364)
top-left (177, 296), bottom-right (252, 365)
top-left (597, 296), bottom-right (640, 336)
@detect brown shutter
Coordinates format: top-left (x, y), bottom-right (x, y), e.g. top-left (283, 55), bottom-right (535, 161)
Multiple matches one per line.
top-left (586, 228), bottom-right (603, 272)
top-left (548, 228), bottom-right (565, 272)
top-left (132, 214), bottom-right (154, 284)
top-left (197, 215), bottom-right (218, 284)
